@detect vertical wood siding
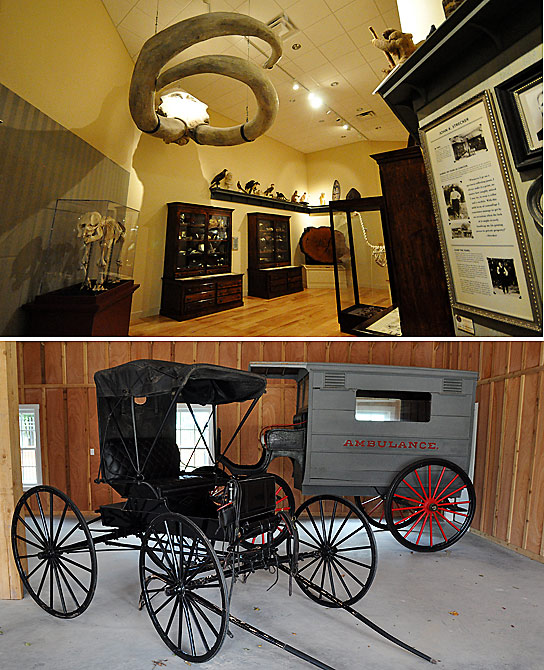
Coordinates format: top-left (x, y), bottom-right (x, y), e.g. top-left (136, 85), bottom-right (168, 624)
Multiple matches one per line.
top-left (17, 341), bottom-right (544, 561)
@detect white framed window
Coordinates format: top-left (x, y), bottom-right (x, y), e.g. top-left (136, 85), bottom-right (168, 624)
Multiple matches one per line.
top-left (355, 391), bottom-right (431, 422)
top-left (176, 404), bottom-right (213, 470)
top-left (19, 404), bottom-right (43, 489)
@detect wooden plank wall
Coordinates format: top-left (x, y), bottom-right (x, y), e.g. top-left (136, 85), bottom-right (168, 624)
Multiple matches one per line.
top-left (17, 341), bottom-right (543, 561)
top-left (448, 341), bottom-right (544, 562)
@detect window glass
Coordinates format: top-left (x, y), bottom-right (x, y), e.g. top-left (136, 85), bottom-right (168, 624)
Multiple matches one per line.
top-left (297, 375), bottom-right (309, 412)
top-left (355, 391), bottom-right (431, 422)
top-left (19, 405), bottom-right (42, 488)
top-left (176, 404), bottom-right (213, 470)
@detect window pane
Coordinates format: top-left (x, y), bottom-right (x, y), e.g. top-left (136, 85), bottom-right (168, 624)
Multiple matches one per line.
top-left (19, 405), bottom-right (41, 488)
top-left (355, 391), bottom-right (431, 422)
top-left (176, 405), bottom-right (212, 470)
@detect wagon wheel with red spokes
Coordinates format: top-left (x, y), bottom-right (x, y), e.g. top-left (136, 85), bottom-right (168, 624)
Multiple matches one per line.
top-left (240, 474), bottom-right (295, 549)
top-left (384, 458), bottom-right (476, 552)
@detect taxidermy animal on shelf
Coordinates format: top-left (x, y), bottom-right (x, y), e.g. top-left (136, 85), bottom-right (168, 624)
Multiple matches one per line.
top-left (129, 12), bottom-right (282, 147)
top-left (210, 168), bottom-right (228, 188)
top-left (245, 180), bottom-right (260, 194)
top-left (237, 181), bottom-right (246, 192)
top-left (264, 184), bottom-right (275, 196)
top-left (276, 191), bottom-right (287, 200)
top-left (370, 27), bottom-right (417, 71)
top-left (291, 190), bottom-right (299, 202)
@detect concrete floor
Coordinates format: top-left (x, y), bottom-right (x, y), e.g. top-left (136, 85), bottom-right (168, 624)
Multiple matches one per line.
top-left (1, 530), bottom-right (542, 670)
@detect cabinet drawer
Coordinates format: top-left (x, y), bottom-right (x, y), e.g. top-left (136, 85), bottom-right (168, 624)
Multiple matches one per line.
top-left (185, 298), bottom-right (215, 313)
top-left (217, 293), bottom-right (241, 305)
top-left (217, 278), bottom-right (242, 290)
top-left (185, 289), bottom-right (215, 303)
top-left (186, 282), bottom-right (215, 294)
top-left (217, 285), bottom-right (241, 296)
top-left (287, 268), bottom-right (302, 278)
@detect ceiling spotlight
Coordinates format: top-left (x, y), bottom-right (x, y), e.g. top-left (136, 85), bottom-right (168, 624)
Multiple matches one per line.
top-left (308, 92), bottom-right (323, 109)
top-left (326, 109), bottom-right (332, 115)
top-left (342, 123), bottom-right (349, 130)
top-left (291, 43), bottom-right (301, 50)
top-left (330, 81), bottom-right (339, 86)
top-left (292, 81), bottom-right (300, 90)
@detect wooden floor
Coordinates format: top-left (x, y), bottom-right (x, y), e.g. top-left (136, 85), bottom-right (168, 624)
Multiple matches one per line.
top-left (130, 288), bottom-right (391, 338)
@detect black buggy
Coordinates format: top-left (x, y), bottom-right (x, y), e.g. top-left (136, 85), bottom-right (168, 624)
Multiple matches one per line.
top-left (12, 360), bottom-right (435, 668)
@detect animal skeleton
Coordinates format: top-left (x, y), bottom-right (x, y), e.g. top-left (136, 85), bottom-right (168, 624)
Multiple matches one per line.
top-left (77, 211), bottom-right (126, 289)
top-left (354, 211), bottom-right (387, 267)
top-left (129, 12), bottom-right (282, 147)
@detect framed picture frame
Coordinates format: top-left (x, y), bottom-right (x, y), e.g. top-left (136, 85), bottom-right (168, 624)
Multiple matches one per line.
top-left (420, 91), bottom-right (541, 332)
top-left (495, 62), bottom-right (543, 171)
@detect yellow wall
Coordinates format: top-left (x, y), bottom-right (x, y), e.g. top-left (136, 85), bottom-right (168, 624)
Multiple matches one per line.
top-left (0, 0), bottom-right (139, 171)
top-left (305, 140), bottom-right (405, 200)
top-left (1, 0), bottom-right (406, 318)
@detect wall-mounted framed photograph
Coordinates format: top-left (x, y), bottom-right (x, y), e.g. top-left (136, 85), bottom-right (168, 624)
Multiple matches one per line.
top-left (495, 62), bottom-right (543, 171)
top-left (420, 91), bottom-right (542, 332)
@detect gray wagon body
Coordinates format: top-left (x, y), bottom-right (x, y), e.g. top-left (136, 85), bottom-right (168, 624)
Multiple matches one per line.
top-left (249, 362), bottom-right (478, 496)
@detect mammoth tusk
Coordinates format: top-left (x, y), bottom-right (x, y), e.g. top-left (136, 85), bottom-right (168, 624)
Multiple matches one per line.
top-left (129, 11), bottom-right (282, 147)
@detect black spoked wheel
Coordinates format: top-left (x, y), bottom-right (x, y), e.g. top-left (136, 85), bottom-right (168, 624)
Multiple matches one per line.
top-left (294, 495), bottom-right (377, 607)
top-left (385, 458), bottom-right (476, 552)
top-left (241, 475), bottom-right (295, 549)
top-left (11, 485), bottom-right (97, 619)
top-left (139, 513), bottom-right (228, 663)
top-left (354, 493), bottom-right (388, 530)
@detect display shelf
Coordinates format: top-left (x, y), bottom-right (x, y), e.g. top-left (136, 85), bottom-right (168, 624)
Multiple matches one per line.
top-left (210, 187), bottom-right (326, 214)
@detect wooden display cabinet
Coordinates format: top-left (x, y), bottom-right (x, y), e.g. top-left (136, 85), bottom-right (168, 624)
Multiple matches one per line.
top-left (247, 212), bottom-right (303, 299)
top-left (161, 202), bottom-right (243, 320)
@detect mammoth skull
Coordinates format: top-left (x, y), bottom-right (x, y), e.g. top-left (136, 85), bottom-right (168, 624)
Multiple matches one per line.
top-left (129, 12), bottom-right (282, 147)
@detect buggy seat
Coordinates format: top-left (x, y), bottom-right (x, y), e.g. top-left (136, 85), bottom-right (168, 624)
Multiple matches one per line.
top-left (101, 436), bottom-right (191, 498)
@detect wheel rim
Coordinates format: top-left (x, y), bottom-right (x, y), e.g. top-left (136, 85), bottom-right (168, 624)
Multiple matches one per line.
top-left (11, 486), bottom-right (97, 619)
top-left (354, 494), bottom-right (388, 530)
top-left (140, 513), bottom-right (228, 662)
top-left (294, 495), bottom-right (377, 607)
top-left (385, 459), bottom-right (476, 552)
top-left (241, 475), bottom-right (295, 549)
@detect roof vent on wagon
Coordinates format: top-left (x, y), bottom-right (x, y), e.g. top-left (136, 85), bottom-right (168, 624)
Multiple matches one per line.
top-left (442, 377), bottom-right (464, 394)
top-left (323, 371), bottom-right (346, 388)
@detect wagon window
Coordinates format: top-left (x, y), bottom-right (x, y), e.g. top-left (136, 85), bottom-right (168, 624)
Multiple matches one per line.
top-left (297, 375), bottom-right (309, 412)
top-left (355, 391), bottom-right (431, 422)
top-left (176, 404), bottom-right (213, 470)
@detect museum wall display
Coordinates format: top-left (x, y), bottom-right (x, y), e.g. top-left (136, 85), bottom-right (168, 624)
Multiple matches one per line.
top-left (375, 0), bottom-right (542, 337)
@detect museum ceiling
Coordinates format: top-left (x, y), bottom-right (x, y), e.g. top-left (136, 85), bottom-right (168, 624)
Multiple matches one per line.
top-left (102, 0), bottom-right (408, 153)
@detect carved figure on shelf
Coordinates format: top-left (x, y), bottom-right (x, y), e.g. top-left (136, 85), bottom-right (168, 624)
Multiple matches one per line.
top-left (291, 190), bottom-right (299, 202)
top-left (263, 183), bottom-right (275, 196)
top-left (210, 168), bottom-right (228, 188)
top-left (245, 180), bottom-right (260, 194)
top-left (370, 27), bottom-right (417, 71)
top-left (300, 192), bottom-right (307, 203)
top-left (276, 191), bottom-right (287, 200)
top-left (319, 192), bottom-right (326, 205)
top-left (224, 170), bottom-right (234, 189)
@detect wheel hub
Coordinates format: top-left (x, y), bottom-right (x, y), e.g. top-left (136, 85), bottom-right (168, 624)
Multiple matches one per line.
top-left (424, 500), bottom-right (438, 513)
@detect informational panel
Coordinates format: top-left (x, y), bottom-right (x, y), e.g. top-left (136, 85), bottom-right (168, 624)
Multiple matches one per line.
top-left (420, 92), bottom-right (541, 331)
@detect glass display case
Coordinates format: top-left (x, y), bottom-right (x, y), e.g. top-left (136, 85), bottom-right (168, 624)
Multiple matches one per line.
top-left (165, 202), bottom-right (233, 278)
top-left (329, 197), bottom-right (396, 335)
top-left (247, 212), bottom-right (303, 299)
top-left (39, 199), bottom-right (139, 295)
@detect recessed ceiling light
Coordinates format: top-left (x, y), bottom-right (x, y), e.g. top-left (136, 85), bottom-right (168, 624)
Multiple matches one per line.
top-left (326, 110), bottom-right (332, 115)
top-left (308, 92), bottom-right (323, 109)
top-left (342, 123), bottom-right (349, 130)
top-left (330, 81), bottom-right (339, 86)
top-left (292, 81), bottom-right (300, 90)
top-left (292, 43), bottom-right (301, 50)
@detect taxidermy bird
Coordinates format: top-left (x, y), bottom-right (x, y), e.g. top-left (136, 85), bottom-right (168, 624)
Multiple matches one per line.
top-left (263, 183), bottom-right (275, 196)
top-left (276, 191), bottom-right (287, 200)
top-left (237, 180), bottom-right (246, 192)
top-left (210, 168), bottom-right (228, 188)
top-left (245, 180), bottom-right (259, 194)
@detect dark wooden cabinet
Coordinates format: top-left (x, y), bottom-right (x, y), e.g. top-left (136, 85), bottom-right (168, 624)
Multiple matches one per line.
top-left (161, 202), bottom-right (243, 320)
top-left (247, 212), bottom-right (303, 299)
top-left (161, 273), bottom-right (243, 321)
top-left (371, 146), bottom-right (454, 336)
